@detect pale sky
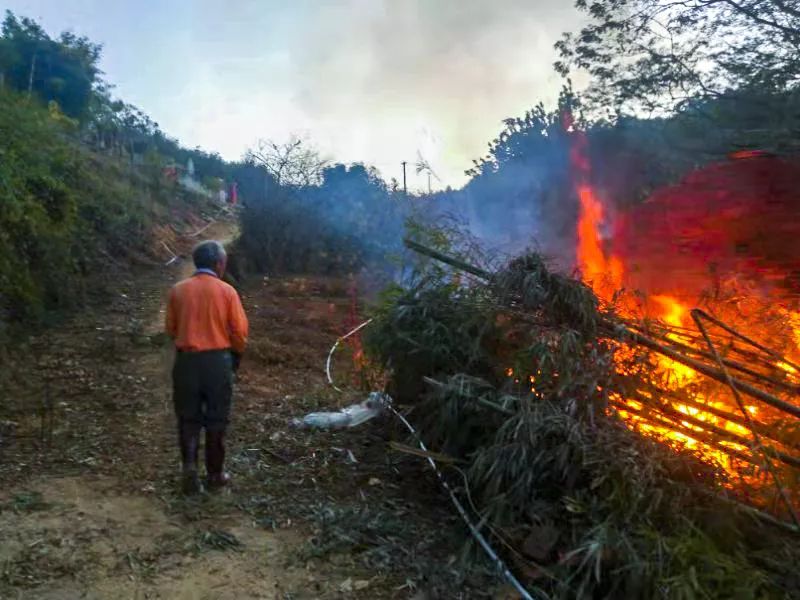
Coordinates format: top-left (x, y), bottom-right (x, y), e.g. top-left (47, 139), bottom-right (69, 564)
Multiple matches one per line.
top-left (3, 0), bottom-right (581, 190)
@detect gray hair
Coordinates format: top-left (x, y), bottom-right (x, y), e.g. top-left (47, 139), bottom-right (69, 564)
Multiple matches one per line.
top-left (192, 240), bottom-right (226, 270)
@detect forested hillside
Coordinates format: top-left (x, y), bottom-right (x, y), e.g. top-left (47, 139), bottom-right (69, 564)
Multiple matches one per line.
top-left (0, 10), bottom-right (417, 344)
top-left (0, 12), bottom-right (236, 343)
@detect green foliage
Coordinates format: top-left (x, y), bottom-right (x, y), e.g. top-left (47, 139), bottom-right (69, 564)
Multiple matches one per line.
top-left (366, 245), bottom-right (800, 599)
top-left (0, 89), bottom-right (185, 332)
top-left (557, 0), bottom-right (800, 118)
top-left (0, 11), bottom-right (101, 119)
top-left (495, 253), bottom-right (600, 338)
top-left (366, 278), bottom-right (499, 404)
top-left (365, 218), bottom-right (500, 403)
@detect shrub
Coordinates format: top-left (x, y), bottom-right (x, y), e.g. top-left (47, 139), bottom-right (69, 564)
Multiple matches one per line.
top-left (0, 89), bottom-right (199, 335)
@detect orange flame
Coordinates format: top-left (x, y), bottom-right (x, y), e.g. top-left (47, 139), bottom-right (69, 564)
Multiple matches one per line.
top-left (577, 185), bottom-right (624, 301)
top-left (566, 119), bottom-right (795, 480)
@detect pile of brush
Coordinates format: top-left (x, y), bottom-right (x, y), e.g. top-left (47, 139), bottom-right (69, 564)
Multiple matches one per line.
top-left (364, 238), bottom-right (800, 599)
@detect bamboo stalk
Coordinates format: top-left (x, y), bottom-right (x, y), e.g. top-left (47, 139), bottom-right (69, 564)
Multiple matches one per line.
top-left (631, 331), bottom-right (800, 394)
top-left (402, 239), bottom-right (800, 420)
top-left (626, 393), bottom-right (800, 471)
top-left (650, 325), bottom-right (800, 383)
top-left (638, 387), bottom-right (800, 451)
top-left (403, 238), bottom-right (492, 280)
top-left (615, 326), bottom-right (800, 420)
top-left (610, 402), bottom-right (760, 467)
top-left (697, 488), bottom-right (800, 536)
top-left (694, 308), bottom-right (800, 373)
top-left (616, 398), bottom-right (753, 458)
top-left (691, 309), bottom-right (800, 529)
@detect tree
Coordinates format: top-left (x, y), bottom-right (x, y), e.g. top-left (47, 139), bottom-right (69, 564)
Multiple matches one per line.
top-left (0, 11), bottom-right (101, 119)
top-left (245, 136), bottom-right (328, 187)
top-left (556, 0), bottom-right (800, 117)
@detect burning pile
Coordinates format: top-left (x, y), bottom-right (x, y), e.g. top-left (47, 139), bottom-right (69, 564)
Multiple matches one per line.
top-left (574, 151), bottom-right (800, 513)
top-left (365, 234), bottom-right (800, 597)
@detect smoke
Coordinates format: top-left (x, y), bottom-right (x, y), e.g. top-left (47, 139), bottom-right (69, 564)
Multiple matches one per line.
top-left (421, 113), bottom-right (579, 268)
top-left (4, 0), bottom-right (581, 191)
top-left (286, 0), bottom-right (579, 189)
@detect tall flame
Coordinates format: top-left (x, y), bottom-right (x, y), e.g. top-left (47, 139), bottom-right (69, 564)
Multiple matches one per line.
top-left (567, 118), bottom-right (779, 477)
top-left (576, 184), bottom-right (624, 302)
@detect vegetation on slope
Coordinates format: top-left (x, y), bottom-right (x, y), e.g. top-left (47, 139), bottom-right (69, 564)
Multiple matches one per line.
top-left (0, 89), bottom-right (213, 339)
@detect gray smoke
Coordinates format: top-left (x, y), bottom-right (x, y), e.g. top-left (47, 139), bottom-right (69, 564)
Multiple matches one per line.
top-left (264, 0), bottom-right (582, 189)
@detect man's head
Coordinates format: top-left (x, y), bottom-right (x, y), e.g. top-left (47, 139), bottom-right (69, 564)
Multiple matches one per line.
top-left (193, 240), bottom-right (227, 277)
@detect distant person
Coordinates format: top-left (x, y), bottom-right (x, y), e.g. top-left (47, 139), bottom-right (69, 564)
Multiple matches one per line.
top-left (165, 240), bottom-right (249, 494)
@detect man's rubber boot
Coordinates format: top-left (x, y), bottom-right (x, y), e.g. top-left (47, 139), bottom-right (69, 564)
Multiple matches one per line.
top-left (205, 430), bottom-right (231, 491)
top-left (179, 422), bottom-right (202, 495)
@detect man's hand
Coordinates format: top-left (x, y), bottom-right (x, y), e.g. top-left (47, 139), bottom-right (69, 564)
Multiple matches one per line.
top-left (231, 351), bottom-right (242, 373)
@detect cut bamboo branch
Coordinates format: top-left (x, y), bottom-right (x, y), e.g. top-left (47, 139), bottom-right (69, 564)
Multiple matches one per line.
top-left (692, 309), bottom-right (800, 528)
top-left (640, 388), bottom-right (800, 451)
top-left (694, 308), bottom-right (800, 373)
top-left (626, 393), bottom-right (800, 471)
top-left (403, 239), bottom-right (800, 420)
top-left (614, 326), bottom-right (800, 420)
top-left (633, 332), bottom-right (800, 394)
top-left (609, 402), bottom-right (760, 467)
top-left (403, 238), bottom-right (492, 280)
top-left (697, 487), bottom-right (800, 536)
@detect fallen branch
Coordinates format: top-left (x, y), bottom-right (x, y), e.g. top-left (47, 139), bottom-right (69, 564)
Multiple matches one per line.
top-left (188, 220), bottom-right (215, 238)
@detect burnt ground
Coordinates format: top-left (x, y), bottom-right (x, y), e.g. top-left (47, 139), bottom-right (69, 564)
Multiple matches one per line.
top-left (0, 221), bottom-right (507, 599)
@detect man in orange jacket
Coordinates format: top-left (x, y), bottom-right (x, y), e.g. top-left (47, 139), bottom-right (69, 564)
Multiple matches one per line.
top-left (166, 240), bottom-right (248, 494)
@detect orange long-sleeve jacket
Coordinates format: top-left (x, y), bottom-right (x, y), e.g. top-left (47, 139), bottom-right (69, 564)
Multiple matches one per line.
top-left (165, 272), bottom-right (249, 354)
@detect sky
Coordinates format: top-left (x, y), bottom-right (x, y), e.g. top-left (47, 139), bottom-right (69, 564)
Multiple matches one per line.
top-left (3, 0), bottom-right (582, 190)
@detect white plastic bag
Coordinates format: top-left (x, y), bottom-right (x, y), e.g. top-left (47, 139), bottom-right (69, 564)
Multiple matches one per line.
top-left (292, 392), bottom-right (391, 430)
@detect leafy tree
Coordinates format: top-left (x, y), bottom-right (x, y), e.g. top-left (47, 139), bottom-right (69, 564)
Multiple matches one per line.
top-left (556, 0), bottom-right (800, 117)
top-left (0, 11), bottom-right (101, 119)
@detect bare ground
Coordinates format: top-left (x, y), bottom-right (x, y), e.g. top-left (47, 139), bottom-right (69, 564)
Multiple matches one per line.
top-left (0, 221), bottom-right (504, 599)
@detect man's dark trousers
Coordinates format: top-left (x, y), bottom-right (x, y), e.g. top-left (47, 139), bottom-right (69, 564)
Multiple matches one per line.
top-left (172, 349), bottom-right (233, 490)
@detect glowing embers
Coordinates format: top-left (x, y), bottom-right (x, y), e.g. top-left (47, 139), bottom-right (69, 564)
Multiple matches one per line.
top-left (568, 125), bottom-right (800, 488)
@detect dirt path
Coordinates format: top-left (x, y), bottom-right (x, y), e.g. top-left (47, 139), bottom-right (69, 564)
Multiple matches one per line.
top-left (0, 221), bottom-right (500, 599)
